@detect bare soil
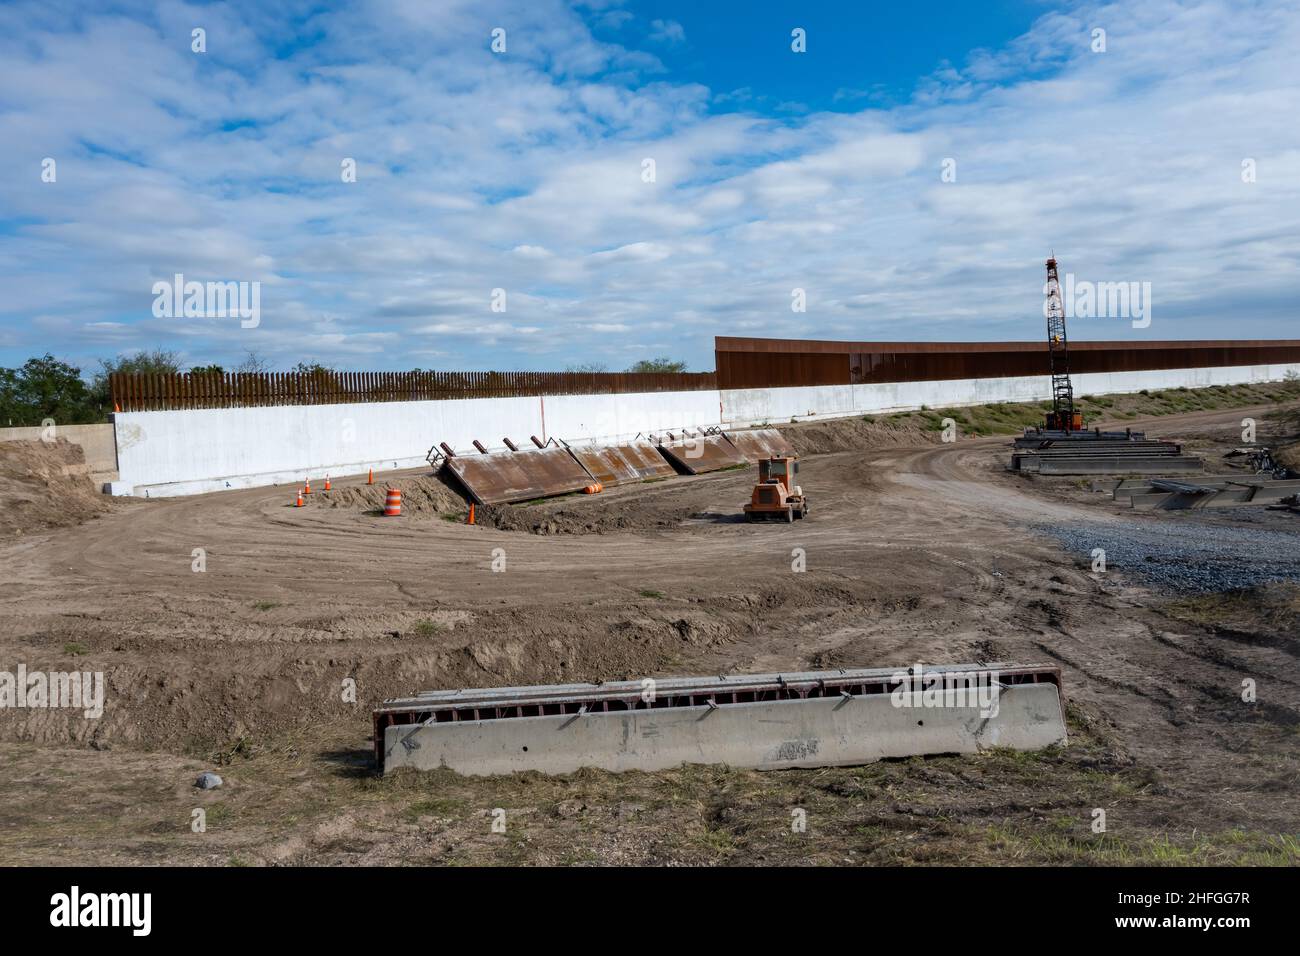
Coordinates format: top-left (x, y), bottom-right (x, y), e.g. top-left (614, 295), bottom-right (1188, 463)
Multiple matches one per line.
top-left (0, 438), bottom-right (121, 538)
top-left (0, 400), bottom-right (1297, 866)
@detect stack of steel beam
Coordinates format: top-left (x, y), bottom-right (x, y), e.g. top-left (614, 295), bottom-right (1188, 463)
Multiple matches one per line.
top-left (1013, 427), bottom-right (1145, 449)
top-left (1010, 437), bottom-right (1202, 475)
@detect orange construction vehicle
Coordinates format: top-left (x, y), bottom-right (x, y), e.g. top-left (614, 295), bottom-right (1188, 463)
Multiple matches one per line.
top-left (743, 456), bottom-right (808, 522)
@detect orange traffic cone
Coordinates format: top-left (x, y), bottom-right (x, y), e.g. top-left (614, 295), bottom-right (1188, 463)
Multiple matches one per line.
top-left (367, 468), bottom-right (374, 485)
top-left (467, 503), bottom-right (476, 525)
top-left (324, 475), bottom-right (332, 491)
top-left (295, 489), bottom-right (303, 507)
top-left (304, 478), bottom-right (312, 495)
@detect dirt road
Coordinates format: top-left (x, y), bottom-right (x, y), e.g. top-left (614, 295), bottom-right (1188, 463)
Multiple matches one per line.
top-left (1, 404), bottom-right (1296, 865)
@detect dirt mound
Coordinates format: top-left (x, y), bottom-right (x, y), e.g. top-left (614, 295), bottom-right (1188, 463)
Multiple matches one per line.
top-left (0, 439), bottom-right (115, 537)
top-left (475, 495), bottom-right (698, 536)
top-left (317, 472), bottom-right (467, 515)
top-left (776, 416), bottom-right (934, 456)
top-left (1276, 442), bottom-right (1300, 474)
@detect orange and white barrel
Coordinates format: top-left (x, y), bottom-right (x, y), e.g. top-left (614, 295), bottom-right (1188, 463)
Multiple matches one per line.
top-left (383, 488), bottom-right (402, 516)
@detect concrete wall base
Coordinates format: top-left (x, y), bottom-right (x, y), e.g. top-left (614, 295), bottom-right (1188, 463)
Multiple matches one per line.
top-left (382, 683), bottom-right (1067, 776)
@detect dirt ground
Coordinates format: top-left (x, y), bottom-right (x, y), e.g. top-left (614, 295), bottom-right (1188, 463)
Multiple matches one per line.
top-left (0, 396), bottom-right (1297, 866)
top-left (0, 438), bottom-right (118, 538)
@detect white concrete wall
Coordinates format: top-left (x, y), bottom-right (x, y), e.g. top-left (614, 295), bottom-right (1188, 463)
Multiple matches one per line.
top-left (0, 423), bottom-right (117, 475)
top-left (109, 362), bottom-right (1299, 497)
top-left (719, 363), bottom-right (1300, 427)
top-left (112, 389), bottom-right (723, 496)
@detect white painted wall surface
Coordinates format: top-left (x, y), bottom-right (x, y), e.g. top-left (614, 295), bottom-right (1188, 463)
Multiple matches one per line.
top-left (719, 363), bottom-right (1300, 427)
top-left (112, 389), bottom-right (724, 496)
top-left (109, 362), bottom-right (1299, 497)
top-left (0, 423), bottom-right (117, 474)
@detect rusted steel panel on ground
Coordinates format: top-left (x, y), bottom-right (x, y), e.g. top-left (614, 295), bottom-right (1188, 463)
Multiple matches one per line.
top-left (724, 428), bottom-right (796, 462)
top-left (568, 441), bottom-right (676, 486)
top-left (657, 435), bottom-right (748, 475)
top-left (443, 447), bottom-right (592, 505)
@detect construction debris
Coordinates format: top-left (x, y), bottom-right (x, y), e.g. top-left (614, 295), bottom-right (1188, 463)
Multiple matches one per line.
top-left (1269, 493), bottom-right (1300, 515)
top-left (1224, 445), bottom-right (1293, 479)
top-left (1106, 474), bottom-right (1300, 510)
top-left (373, 664), bottom-right (1067, 776)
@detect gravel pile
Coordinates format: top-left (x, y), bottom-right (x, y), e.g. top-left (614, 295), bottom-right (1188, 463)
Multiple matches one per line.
top-left (1040, 520), bottom-right (1300, 592)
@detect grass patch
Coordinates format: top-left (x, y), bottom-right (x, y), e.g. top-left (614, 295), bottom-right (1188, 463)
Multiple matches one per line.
top-left (638, 589), bottom-right (664, 599)
top-left (62, 642), bottom-right (88, 657)
top-left (1161, 584), bottom-right (1300, 638)
top-left (404, 797), bottom-right (469, 820)
top-left (976, 824), bottom-right (1300, 865)
top-left (252, 601), bottom-right (279, 612)
top-left (888, 379), bottom-right (1300, 439)
top-left (412, 619), bottom-right (445, 637)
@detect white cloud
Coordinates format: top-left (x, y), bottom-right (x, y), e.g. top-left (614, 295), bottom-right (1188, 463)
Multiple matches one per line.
top-left (648, 18), bottom-right (686, 45)
top-left (1, 0), bottom-right (1297, 375)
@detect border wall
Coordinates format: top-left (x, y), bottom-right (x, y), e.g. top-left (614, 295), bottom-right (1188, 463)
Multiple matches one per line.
top-left (109, 361), bottom-right (1300, 498)
top-left (110, 390), bottom-right (723, 496)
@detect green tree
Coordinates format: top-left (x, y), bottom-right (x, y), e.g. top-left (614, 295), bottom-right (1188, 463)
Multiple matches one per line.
top-left (0, 354), bottom-right (96, 426)
top-left (565, 362), bottom-right (609, 373)
top-left (627, 357), bottom-right (688, 373)
top-left (292, 361), bottom-right (340, 397)
top-left (189, 364), bottom-right (225, 375)
top-left (89, 348), bottom-right (182, 410)
top-left (0, 366), bottom-right (22, 426)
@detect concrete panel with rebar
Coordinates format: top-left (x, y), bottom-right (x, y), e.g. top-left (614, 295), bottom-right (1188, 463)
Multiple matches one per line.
top-left (1117, 477), bottom-right (1300, 510)
top-left (374, 665), bottom-right (1067, 776)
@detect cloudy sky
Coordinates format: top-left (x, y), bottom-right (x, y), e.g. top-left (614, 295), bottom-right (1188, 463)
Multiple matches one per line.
top-left (2, 0), bottom-right (1297, 374)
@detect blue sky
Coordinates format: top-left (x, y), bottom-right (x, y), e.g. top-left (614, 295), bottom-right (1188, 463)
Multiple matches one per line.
top-left (601, 1), bottom-right (1046, 113)
top-left (1, 0), bottom-right (1298, 375)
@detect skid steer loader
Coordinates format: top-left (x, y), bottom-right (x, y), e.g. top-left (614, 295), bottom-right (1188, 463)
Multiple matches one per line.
top-left (743, 456), bottom-right (808, 522)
